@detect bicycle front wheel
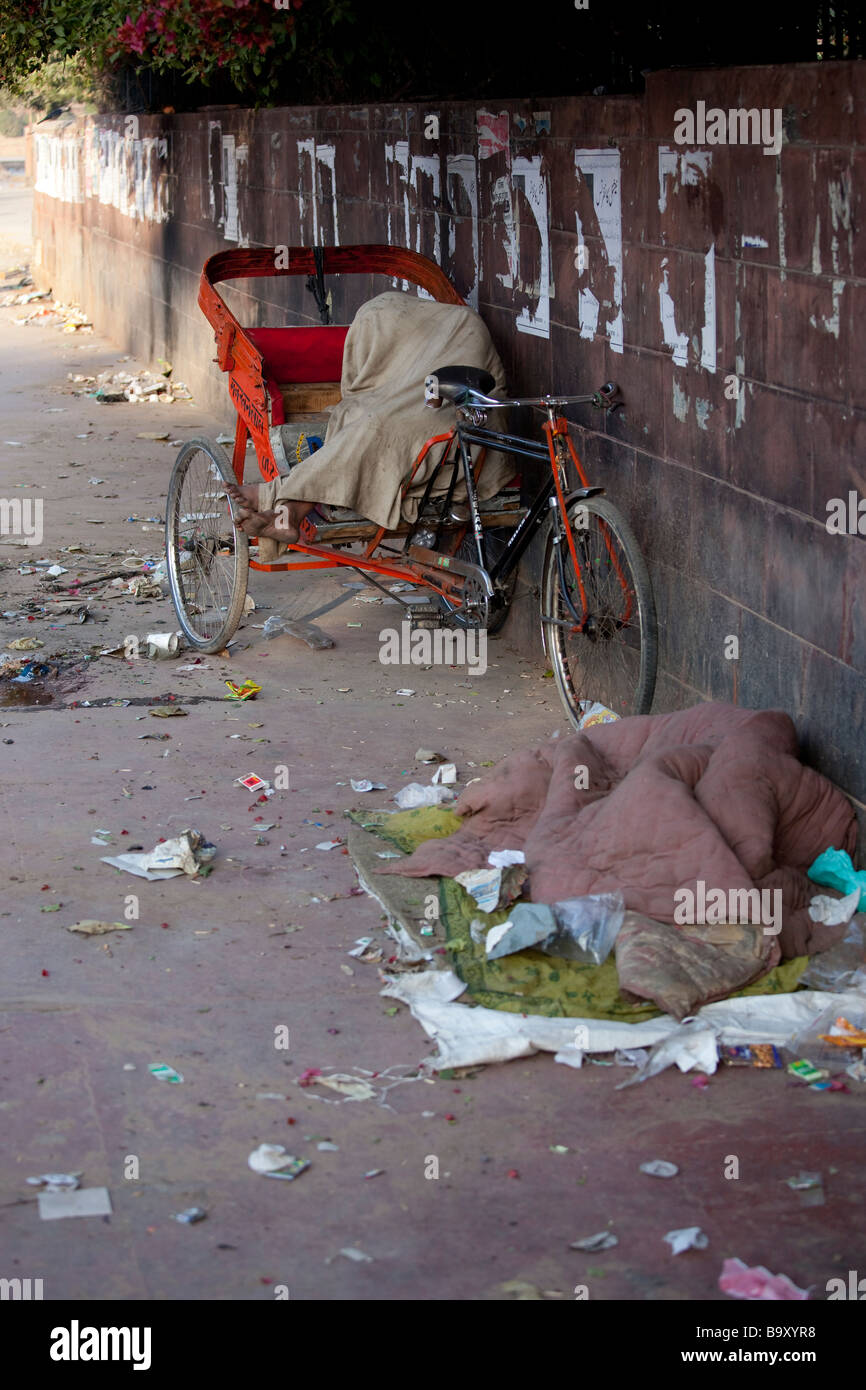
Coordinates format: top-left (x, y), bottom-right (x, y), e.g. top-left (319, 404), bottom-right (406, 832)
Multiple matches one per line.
top-left (165, 437), bottom-right (250, 653)
top-left (541, 495), bottom-right (657, 728)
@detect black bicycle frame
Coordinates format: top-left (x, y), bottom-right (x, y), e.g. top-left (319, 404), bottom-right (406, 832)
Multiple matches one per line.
top-left (454, 422), bottom-right (558, 584)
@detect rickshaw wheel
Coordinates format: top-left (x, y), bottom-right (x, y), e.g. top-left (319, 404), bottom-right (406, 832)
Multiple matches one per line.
top-left (165, 437), bottom-right (250, 653)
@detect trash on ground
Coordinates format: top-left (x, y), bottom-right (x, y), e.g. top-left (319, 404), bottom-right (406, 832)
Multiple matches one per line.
top-left (38, 1187), bottom-right (112, 1221)
top-left (146, 633), bottom-right (180, 659)
top-left (394, 782), bottom-right (455, 809)
top-left (720, 1045), bottom-right (784, 1068)
top-left (317, 1141), bottom-right (339, 1152)
top-left (350, 778), bottom-right (387, 792)
top-left (26, 1172), bottom-right (81, 1192)
top-left (102, 829), bottom-right (216, 880)
top-left (247, 1144), bottom-right (310, 1180)
top-left (639, 1160), bottom-right (679, 1178)
top-left (784, 1172), bottom-right (824, 1206)
top-left (173, 1206), bottom-right (207, 1224)
top-left (7, 637), bottom-right (44, 651)
top-left (339, 1247), bottom-right (373, 1262)
top-left (316, 840), bottom-right (343, 851)
top-left (148, 1062), bottom-right (184, 1084)
top-left (415, 748), bottom-right (445, 763)
top-left (66, 920), bottom-right (132, 936)
top-left (225, 678), bottom-right (261, 701)
top-left (578, 700), bottom-right (620, 728)
top-left (787, 1058), bottom-right (829, 1082)
top-left (317, 1075), bottom-right (376, 1101)
top-left (261, 614), bottom-right (334, 648)
top-left (718, 1258), bottom-right (809, 1301)
top-left (570, 1231), bottom-right (618, 1251)
top-left (149, 705), bottom-right (187, 718)
top-left (431, 763), bottom-right (457, 785)
top-left (237, 773), bottom-right (269, 794)
top-left (664, 1226), bottom-right (708, 1254)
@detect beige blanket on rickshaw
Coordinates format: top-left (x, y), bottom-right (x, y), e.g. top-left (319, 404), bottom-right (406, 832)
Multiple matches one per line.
top-left (253, 291), bottom-right (514, 557)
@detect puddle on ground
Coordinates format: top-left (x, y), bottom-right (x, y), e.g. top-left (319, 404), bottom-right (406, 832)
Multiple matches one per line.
top-left (0, 680), bottom-right (55, 707)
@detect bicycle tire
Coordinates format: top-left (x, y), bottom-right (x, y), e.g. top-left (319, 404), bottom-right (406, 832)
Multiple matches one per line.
top-left (165, 437), bottom-right (250, 653)
top-left (541, 494), bottom-right (657, 728)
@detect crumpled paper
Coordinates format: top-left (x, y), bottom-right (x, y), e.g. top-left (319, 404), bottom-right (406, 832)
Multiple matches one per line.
top-left (101, 829), bottom-right (215, 880)
top-left (719, 1257), bottom-right (809, 1300)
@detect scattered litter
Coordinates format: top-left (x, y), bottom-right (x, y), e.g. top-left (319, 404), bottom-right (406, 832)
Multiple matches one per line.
top-left (348, 937), bottom-right (374, 958)
top-left (578, 700), bottom-right (620, 729)
top-left (148, 1062), bottom-right (184, 1084)
top-left (237, 774), bottom-right (269, 794)
top-left (316, 840), bottom-right (343, 851)
top-left (340, 1247), bottom-right (373, 1263)
top-left (415, 749), bottom-right (445, 763)
top-left (363, 1169), bottom-right (384, 1179)
top-left (787, 1059), bottom-right (829, 1083)
top-left (316, 1075), bottom-right (376, 1102)
top-left (317, 1141), bottom-right (339, 1152)
top-left (7, 637), bottom-right (43, 651)
top-left (393, 782), bottom-right (455, 809)
top-left (137, 431), bottom-right (171, 441)
top-left (720, 1045), bottom-right (784, 1068)
top-left (488, 849), bottom-right (525, 868)
top-left (570, 1231), bottom-right (618, 1251)
top-left (719, 1258), bottom-right (809, 1301)
top-left (548, 893), bottom-right (625, 965)
top-left (615, 1048), bottom-right (649, 1068)
top-left (807, 847), bottom-right (866, 910)
top-left (225, 679), bottom-right (261, 701)
top-left (485, 904), bottom-right (556, 959)
top-left (395, 689), bottom-right (415, 697)
top-left (807, 890), bottom-right (861, 926)
top-left (350, 778), bottom-right (387, 793)
top-left (247, 1144), bottom-right (310, 1180)
top-left (261, 614), bottom-right (334, 648)
top-left (102, 829), bottom-right (215, 880)
top-left (784, 1172), bottom-right (825, 1206)
top-left (376, 850), bottom-right (402, 859)
top-left (173, 1207), bottom-right (207, 1224)
top-left (66, 920), bottom-right (132, 936)
top-left (26, 1173), bottom-right (81, 1192)
top-left (431, 763), bottom-right (457, 785)
top-left (664, 1227), bottom-right (708, 1254)
top-left (146, 633), bottom-right (180, 659)
top-left (639, 1160), bottom-right (679, 1178)
top-left (149, 705), bottom-right (187, 718)
top-left (38, 1188), bottom-right (112, 1221)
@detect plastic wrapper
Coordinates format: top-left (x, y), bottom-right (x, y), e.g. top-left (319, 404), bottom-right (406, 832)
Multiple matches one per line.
top-left (262, 614), bottom-right (334, 649)
top-left (800, 914), bottom-right (866, 992)
top-left (544, 892), bottom-right (625, 965)
top-left (807, 846), bottom-right (866, 910)
top-left (785, 1001), bottom-right (866, 1067)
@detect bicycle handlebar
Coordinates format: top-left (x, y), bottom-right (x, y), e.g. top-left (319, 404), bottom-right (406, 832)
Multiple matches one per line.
top-left (424, 375), bottom-right (621, 412)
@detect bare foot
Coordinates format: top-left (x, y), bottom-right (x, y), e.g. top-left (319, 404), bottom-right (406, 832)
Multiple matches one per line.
top-left (237, 499), bottom-right (314, 544)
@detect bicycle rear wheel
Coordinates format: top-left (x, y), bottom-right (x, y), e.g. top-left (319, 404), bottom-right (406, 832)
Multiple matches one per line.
top-left (541, 495), bottom-right (656, 727)
top-left (165, 437), bottom-right (249, 653)
top-left (438, 526), bottom-right (518, 635)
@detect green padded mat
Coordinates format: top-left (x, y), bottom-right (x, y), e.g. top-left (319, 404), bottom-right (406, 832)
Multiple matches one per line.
top-left (348, 806), bottom-right (809, 1020)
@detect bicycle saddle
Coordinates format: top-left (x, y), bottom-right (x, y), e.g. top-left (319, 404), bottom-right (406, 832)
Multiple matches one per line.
top-left (424, 364), bottom-right (496, 407)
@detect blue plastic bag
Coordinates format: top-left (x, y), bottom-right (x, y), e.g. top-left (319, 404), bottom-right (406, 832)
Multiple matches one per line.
top-left (807, 847), bottom-right (866, 910)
